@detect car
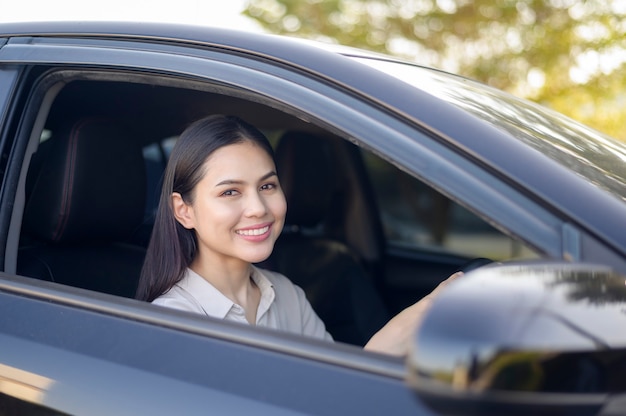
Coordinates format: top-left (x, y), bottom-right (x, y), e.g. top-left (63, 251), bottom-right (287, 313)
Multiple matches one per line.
top-left (0, 20), bottom-right (625, 415)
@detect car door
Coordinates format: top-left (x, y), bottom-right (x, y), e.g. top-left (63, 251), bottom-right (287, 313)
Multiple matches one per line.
top-left (1, 273), bottom-right (436, 415)
top-left (0, 27), bottom-right (621, 415)
top-left (0, 31), bottom-right (439, 415)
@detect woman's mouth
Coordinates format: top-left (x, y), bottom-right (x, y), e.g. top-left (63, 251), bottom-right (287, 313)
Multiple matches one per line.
top-left (236, 225), bottom-right (270, 236)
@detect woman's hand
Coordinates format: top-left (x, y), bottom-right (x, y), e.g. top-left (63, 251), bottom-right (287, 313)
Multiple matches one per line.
top-left (364, 271), bottom-right (463, 356)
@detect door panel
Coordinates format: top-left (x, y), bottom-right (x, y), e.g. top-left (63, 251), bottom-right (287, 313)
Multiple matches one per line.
top-left (0, 279), bottom-right (433, 415)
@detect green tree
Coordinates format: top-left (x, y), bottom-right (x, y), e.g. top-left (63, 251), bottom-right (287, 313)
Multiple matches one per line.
top-left (244, 0), bottom-right (626, 141)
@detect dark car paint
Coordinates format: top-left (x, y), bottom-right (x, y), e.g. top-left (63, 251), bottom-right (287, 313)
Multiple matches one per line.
top-left (0, 21), bottom-right (625, 415)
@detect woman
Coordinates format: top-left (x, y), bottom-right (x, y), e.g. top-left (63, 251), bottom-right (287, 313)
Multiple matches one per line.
top-left (136, 114), bottom-right (460, 356)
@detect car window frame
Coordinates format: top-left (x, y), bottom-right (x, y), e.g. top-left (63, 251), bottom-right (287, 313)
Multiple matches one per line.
top-left (1, 35), bottom-right (616, 325)
top-left (0, 36), bottom-right (586, 269)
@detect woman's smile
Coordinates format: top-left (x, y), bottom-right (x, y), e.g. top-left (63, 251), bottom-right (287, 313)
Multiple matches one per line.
top-left (235, 223), bottom-right (272, 240)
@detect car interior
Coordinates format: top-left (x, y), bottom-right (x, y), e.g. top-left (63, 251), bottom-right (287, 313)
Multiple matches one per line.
top-left (13, 73), bottom-right (540, 347)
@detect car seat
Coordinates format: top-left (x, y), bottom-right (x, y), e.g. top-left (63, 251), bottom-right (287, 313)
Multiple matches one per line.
top-left (269, 131), bottom-right (390, 346)
top-left (17, 117), bottom-right (147, 298)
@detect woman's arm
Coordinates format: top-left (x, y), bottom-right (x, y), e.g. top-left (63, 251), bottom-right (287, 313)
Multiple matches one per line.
top-left (364, 272), bottom-right (463, 356)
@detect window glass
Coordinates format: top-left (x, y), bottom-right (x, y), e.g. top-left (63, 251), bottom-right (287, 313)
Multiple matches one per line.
top-left (361, 150), bottom-right (539, 261)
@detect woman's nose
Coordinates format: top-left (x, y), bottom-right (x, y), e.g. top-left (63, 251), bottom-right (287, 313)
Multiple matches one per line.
top-left (244, 191), bottom-right (268, 217)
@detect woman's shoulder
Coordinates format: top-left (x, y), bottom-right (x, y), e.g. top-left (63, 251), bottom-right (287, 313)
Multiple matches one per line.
top-left (152, 287), bottom-right (204, 313)
top-left (151, 270), bottom-right (206, 314)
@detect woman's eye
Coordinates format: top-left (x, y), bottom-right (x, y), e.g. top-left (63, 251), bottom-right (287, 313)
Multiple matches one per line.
top-left (221, 189), bottom-right (239, 197)
top-left (260, 183), bottom-right (277, 191)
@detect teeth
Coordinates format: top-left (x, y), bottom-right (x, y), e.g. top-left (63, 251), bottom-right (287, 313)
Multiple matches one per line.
top-left (237, 226), bottom-right (269, 236)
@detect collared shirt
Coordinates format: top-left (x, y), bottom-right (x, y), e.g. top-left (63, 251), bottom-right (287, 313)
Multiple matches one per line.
top-left (152, 266), bottom-right (333, 341)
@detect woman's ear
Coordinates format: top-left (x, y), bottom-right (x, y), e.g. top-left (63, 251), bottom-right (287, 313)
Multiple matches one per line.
top-left (171, 192), bottom-right (195, 229)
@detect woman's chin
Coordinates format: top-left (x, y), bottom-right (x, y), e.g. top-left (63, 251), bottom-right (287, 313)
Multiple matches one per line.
top-left (243, 249), bottom-right (273, 265)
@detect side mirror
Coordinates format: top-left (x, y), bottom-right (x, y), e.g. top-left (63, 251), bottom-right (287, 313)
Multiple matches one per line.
top-left (407, 262), bottom-right (626, 416)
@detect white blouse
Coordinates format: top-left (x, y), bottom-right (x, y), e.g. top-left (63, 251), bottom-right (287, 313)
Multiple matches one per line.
top-left (152, 265), bottom-right (333, 341)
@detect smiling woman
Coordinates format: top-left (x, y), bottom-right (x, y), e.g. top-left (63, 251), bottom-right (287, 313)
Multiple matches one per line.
top-left (137, 114), bottom-right (460, 356)
top-left (136, 115), bottom-right (281, 304)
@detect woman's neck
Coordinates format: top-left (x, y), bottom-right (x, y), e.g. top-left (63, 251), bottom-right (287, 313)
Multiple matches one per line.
top-left (190, 255), bottom-right (260, 323)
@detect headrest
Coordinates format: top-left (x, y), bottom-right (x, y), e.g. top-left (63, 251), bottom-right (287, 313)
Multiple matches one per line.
top-left (274, 131), bottom-right (336, 228)
top-left (23, 117), bottom-right (147, 243)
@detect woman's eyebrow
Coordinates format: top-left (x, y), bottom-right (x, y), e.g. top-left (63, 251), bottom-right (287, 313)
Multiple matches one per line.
top-left (260, 171), bottom-right (278, 181)
top-left (215, 171), bottom-right (277, 187)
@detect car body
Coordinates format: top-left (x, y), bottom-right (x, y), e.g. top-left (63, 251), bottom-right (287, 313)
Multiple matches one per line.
top-left (0, 21), bottom-right (625, 415)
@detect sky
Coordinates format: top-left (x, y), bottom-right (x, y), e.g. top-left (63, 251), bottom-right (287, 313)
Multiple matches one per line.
top-left (0, 0), bottom-right (264, 32)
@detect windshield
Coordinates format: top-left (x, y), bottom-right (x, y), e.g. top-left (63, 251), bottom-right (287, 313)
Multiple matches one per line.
top-left (355, 57), bottom-right (626, 202)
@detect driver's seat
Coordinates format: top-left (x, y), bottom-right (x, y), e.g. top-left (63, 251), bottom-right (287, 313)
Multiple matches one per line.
top-left (270, 131), bottom-right (390, 346)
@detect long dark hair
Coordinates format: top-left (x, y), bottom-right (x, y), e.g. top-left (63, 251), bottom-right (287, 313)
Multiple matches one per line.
top-left (135, 115), bottom-right (276, 301)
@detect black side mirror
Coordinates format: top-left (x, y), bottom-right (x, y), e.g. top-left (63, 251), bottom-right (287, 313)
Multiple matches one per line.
top-left (407, 262), bottom-right (626, 416)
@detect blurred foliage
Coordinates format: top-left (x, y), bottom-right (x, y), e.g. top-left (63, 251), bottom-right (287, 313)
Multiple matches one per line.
top-left (243, 0), bottom-right (626, 141)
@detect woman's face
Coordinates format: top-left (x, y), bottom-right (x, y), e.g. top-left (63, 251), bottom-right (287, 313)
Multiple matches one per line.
top-left (173, 140), bottom-right (286, 266)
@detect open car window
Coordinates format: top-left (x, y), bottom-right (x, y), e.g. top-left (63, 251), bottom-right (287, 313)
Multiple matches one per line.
top-left (8, 69), bottom-right (545, 352)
